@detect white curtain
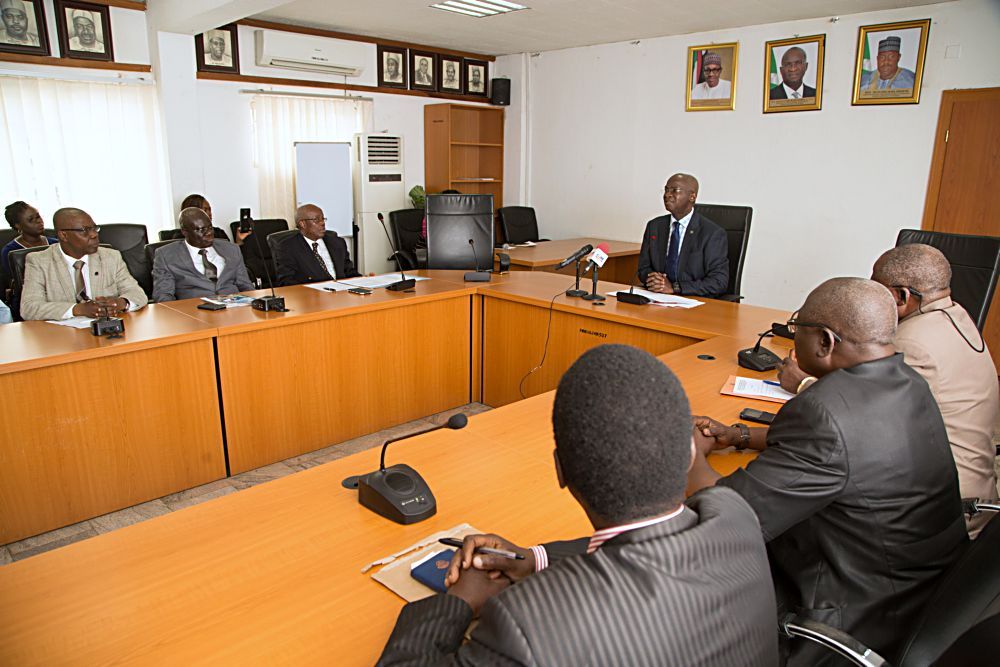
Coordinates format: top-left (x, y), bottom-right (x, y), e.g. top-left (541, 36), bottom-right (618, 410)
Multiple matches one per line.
top-left (251, 94), bottom-right (373, 223)
top-left (0, 76), bottom-right (172, 236)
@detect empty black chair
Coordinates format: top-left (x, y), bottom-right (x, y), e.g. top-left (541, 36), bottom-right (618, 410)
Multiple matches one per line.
top-left (8, 245), bottom-right (49, 321)
top-left (144, 240), bottom-right (178, 271)
top-left (694, 203), bottom-right (752, 302)
top-left (498, 206), bottom-right (548, 245)
top-left (159, 226), bottom-right (231, 242)
top-left (99, 224), bottom-right (150, 295)
top-left (230, 219), bottom-right (288, 285)
top-left (896, 229), bottom-right (1000, 331)
top-left (425, 194), bottom-right (494, 270)
top-left (387, 208), bottom-right (425, 271)
top-left (266, 229), bottom-right (298, 258)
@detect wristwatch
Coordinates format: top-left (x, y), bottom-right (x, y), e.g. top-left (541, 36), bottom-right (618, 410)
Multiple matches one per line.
top-left (730, 423), bottom-right (751, 450)
top-left (672, 282), bottom-right (682, 294)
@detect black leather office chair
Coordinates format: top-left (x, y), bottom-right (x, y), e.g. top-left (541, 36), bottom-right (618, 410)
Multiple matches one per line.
top-left (425, 194), bottom-right (494, 270)
top-left (387, 208), bottom-right (425, 270)
top-left (159, 226), bottom-right (231, 242)
top-left (265, 229), bottom-right (299, 279)
top-left (144, 240), bottom-right (178, 270)
top-left (497, 206), bottom-right (549, 245)
top-left (98, 224), bottom-right (151, 295)
top-left (695, 203), bottom-right (752, 302)
top-left (8, 245), bottom-right (48, 321)
top-left (895, 229), bottom-right (1000, 331)
top-left (231, 219), bottom-right (288, 285)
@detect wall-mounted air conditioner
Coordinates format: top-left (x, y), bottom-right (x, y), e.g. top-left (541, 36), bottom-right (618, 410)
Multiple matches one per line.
top-left (254, 29), bottom-right (367, 76)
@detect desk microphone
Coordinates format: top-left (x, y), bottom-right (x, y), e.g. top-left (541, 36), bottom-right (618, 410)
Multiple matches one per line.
top-left (615, 269), bottom-right (651, 305)
top-left (581, 243), bottom-right (609, 302)
top-left (377, 212), bottom-right (416, 291)
top-left (555, 244), bottom-right (593, 270)
top-left (343, 413), bottom-right (468, 524)
top-left (464, 238), bottom-right (491, 282)
top-left (248, 214), bottom-right (288, 312)
top-left (738, 326), bottom-right (783, 372)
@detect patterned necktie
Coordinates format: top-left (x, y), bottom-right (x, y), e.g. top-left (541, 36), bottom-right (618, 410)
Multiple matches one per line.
top-left (312, 242), bottom-right (333, 279)
top-left (199, 248), bottom-right (219, 283)
top-left (665, 220), bottom-right (681, 282)
top-left (73, 260), bottom-right (88, 302)
top-left (791, 90), bottom-right (801, 99)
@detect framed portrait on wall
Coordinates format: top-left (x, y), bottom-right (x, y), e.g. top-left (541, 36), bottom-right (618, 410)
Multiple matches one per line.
top-left (378, 45), bottom-right (407, 89)
top-left (763, 34), bottom-right (825, 113)
top-left (410, 50), bottom-right (437, 91)
top-left (686, 42), bottom-right (738, 111)
top-left (195, 24), bottom-right (240, 74)
top-left (852, 19), bottom-right (930, 105)
top-left (439, 56), bottom-right (463, 94)
top-left (0, 0), bottom-right (50, 56)
top-left (464, 58), bottom-right (488, 97)
top-left (54, 0), bottom-right (112, 62)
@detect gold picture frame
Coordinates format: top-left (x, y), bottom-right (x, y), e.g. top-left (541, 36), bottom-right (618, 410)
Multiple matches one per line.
top-left (685, 42), bottom-right (738, 112)
top-left (851, 19), bottom-right (930, 106)
top-left (763, 34), bottom-right (825, 114)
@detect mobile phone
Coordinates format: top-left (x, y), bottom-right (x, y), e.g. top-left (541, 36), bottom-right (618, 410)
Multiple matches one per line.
top-left (348, 287), bottom-right (373, 295)
top-left (239, 208), bottom-right (252, 233)
top-left (197, 302), bottom-right (227, 311)
top-left (739, 408), bottom-right (776, 425)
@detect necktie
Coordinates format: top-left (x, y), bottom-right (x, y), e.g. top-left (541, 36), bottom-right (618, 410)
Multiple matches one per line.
top-left (312, 242), bottom-right (333, 279)
top-left (791, 90), bottom-right (801, 99)
top-left (199, 248), bottom-right (219, 283)
top-left (73, 260), bottom-right (88, 302)
top-left (665, 220), bottom-right (680, 282)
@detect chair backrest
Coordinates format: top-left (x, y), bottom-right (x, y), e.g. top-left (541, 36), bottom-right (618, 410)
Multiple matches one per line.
top-left (229, 220), bottom-right (288, 254)
top-left (498, 206), bottom-right (540, 245)
top-left (895, 229), bottom-right (1000, 331)
top-left (8, 245), bottom-right (49, 321)
top-left (144, 240), bottom-right (179, 272)
top-left (897, 514), bottom-right (1000, 666)
top-left (388, 208), bottom-right (424, 255)
top-left (159, 226), bottom-right (232, 243)
top-left (99, 224), bottom-right (151, 294)
top-left (695, 203), bottom-right (752, 299)
top-left (425, 194), bottom-right (494, 270)
top-left (266, 230), bottom-right (299, 260)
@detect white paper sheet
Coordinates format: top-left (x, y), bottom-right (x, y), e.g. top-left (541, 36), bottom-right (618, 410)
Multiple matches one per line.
top-left (304, 274), bottom-right (430, 292)
top-left (201, 295), bottom-right (254, 307)
top-left (45, 316), bottom-right (94, 329)
top-left (732, 377), bottom-right (796, 401)
top-left (607, 288), bottom-right (703, 308)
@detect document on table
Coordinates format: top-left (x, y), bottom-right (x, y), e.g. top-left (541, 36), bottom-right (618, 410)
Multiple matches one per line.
top-left (201, 295), bottom-right (254, 307)
top-left (367, 523), bottom-right (482, 602)
top-left (46, 316), bottom-right (95, 329)
top-left (304, 274), bottom-right (430, 292)
top-left (606, 288), bottom-right (703, 308)
top-left (721, 375), bottom-right (796, 403)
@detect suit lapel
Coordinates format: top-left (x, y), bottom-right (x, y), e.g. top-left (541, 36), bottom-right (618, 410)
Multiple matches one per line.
top-left (677, 212), bottom-right (700, 275)
top-left (48, 245), bottom-right (76, 299)
top-left (322, 235), bottom-right (340, 278)
top-left (90, 250), bottom-right (104, 296)
top-left (653, 217), bottom-right (670, 271)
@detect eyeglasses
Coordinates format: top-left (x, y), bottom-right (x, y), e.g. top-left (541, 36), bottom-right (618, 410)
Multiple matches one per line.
top-left (786, 314), bottom-right (843, 343)
top-left (299, 217), bottom-right (327, 224)
top-left (664, 187), bottom-right (690, 195)
top-left (61, 226), bottom-right (100, 235)
top-left (189, 226), bottom-right (215, 236)
top-left (703, 66), bottom-right (722, 74)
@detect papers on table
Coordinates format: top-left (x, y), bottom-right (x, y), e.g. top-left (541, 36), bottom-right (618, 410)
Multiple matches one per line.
top-left (721, 375), bottom-right (796, 404)
top-left (607, 288), bottom-right (703, 308)
top-left (46, 316), bottom-right (95, 329)
top-left (201, 295), bottom-right (254, 308)
top-left (304, 274), bottom-right (430, 292)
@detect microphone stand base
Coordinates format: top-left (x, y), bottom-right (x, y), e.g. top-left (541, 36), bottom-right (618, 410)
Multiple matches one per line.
top-left (737, 346), bottom-right (782, 372)
top-left (357, 464), bottom-right (437, 524)
top-left (565, 289), bottom-right (588, 297)
top-left (582, 293), bottom-right (606, 302)
top-left (616, 292), bottom-right (650, 305)
top-left (252, 295), bottom-right (287, 312)
top-left (463, 271), bottom-right (492, 282)
top-left (386, 278), bottom-right (416, 291)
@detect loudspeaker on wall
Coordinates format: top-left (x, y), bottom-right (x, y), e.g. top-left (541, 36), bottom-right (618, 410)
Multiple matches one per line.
top-left (491, 78), bottom-right (510, 106)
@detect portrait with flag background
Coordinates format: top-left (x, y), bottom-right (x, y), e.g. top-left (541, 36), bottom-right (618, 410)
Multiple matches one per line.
top-left (852, 19), bottom-right (930, 106)
top-left (685, 42), bottom-right (738, 112)
top-left (763, 34), bottom-right (825, 114)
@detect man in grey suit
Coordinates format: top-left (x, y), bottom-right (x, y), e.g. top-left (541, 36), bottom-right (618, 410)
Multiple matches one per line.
top-left (152, 207), bottom-right (253, 302)
top-left (378, 344), bottom-right (778, 666)
top-left (21, 207), bottom-right (147, 321)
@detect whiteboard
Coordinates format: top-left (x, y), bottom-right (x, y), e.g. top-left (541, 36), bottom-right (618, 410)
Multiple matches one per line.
top-left (294, 142), bottom-right (353, 237)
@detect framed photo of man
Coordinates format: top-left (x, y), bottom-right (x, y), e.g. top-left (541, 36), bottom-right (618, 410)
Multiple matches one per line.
top-left (410, 50), bottom-right (437, 91)
top-left (464, 59), bottom-right (488, 98)
top-left (852, 19), bottom-right (930, 105)
top-left (0, 0), bottom-right (49, 56)
top-left (54, 0), bottom-right (112, 62)
top-left (439, 56), bottom-right (463, 94)
top-left (763, 34), bottom-right (825, 114)
top-left (195, 24), bottom-right (239, 74)
top-left (686, 42), bottom-right (738, 111)
top-left (378, 45), bottom-right (407, 89)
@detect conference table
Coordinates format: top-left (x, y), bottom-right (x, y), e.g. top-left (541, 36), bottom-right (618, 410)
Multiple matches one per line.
top-left (499, 237), bottom-right (642, 284)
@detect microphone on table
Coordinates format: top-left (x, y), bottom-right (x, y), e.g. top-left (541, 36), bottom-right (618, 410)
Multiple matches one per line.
top-left (615, 269), bottom-right (651, 305)
top-left (342, 413), bottom-right (469, 524)
top-left (464, 237), bottom-right (491, 282)
top-left (581, 243), bottom-right (610, 302)
top-left (248, 213), bottom-right (288, 312)
top-left (555, 243), bottom-right (594, 270)
top-left (377, 212), bottom-right (416, 292)
top-left (738, 326), bottom-right (783, 372)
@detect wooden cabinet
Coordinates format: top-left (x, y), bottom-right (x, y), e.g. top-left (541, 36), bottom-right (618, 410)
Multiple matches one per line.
top-left (424, 104), bottom-right (504, 209)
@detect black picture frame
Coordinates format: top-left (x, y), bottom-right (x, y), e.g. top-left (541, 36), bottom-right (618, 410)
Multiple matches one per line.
top-left (195, 24), bottom-right (240, 75)
top-left (409, 50), bottom-right (437, 91)
top-left (377, 45), bottom-right (407, 89)
top-left (54, 0), bottom-right (112, 62)
top-left (464, 58), bottom-right (488, 97)
top-left (439, 56), bottom-right (463, 95)
top-left (0, 0), bottom-right (50, 56)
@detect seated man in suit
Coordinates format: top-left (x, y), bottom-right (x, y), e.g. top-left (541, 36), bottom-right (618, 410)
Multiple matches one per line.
top-left (379, 344), bottom-right (778, 666)
top-left (20, 207), bottom-right (147, 321)
top-left (152, 207), bottom-right (253, 302)
top-left (689, 277), bottom-right (967, 665)
top-left (274, 204), bottom-right (360, 286)
top-left (637, 173), bottom-right (729, 297)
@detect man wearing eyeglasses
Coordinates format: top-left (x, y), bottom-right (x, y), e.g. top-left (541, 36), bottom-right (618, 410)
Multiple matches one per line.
top-left (152, 207), bottom-right (253, 302)
top-left (274, 204), bottom-right (360, 286)
top-left (690, 52), bottom-right (731, 100)
top-left (686, 277), bottom-right (966, 665)
top-left (20, 207), bottom-right (148, 320)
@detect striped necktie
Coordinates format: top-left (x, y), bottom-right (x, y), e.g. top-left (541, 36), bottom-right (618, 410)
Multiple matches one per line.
top-left (73, 260), bottom-right (88, 302)
top-left (199, 248), bottom-right (219, 283)
top-left (312, 242), bottom-right (334, 279)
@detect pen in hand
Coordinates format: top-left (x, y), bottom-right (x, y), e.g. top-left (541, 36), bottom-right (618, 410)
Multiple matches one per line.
top-left (438, 537), bottom-right (525, 560)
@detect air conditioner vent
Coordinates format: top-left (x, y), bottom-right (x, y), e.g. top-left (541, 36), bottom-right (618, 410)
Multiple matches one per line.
top-left (366, 136), bottom-right (402, 165)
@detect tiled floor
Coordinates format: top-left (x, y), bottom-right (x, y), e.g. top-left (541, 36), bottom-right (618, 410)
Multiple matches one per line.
top-left (0, 403), bottom-right (492, 566)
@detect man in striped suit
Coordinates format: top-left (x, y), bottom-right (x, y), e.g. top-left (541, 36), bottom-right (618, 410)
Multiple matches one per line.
top-left (378, 344), bottom-right (778, 666)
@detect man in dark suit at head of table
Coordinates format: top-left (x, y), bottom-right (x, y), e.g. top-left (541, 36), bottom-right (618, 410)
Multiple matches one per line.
top-left (377, 344), bottom-right (778, 666)
top-left (637, 172), bottom-right (729, 297)
top-left (274, 204), bottom-right (360, 286)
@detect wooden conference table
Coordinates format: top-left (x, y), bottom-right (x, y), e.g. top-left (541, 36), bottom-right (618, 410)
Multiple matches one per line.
top-left (500, 237), bottom-right (642, 284)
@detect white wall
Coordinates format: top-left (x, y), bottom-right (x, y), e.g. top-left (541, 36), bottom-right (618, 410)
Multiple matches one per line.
top-left (504, 0), bottom-right (1000, 310)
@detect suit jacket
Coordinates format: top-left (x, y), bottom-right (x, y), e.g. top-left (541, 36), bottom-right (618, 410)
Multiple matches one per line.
top-left (895, 296), bottom-right (999, 537)
top-left (636, 212), bottom-right (729, 297)
top-left (769, 83), bottom-right (817, 100)
top-left (151, 240), bottom-right (253, 302)
top-left (378, 487), bottom-right (778, 666)
top-left (21, 244), bottom-right (148, 321)
top-left (718, 353), bottom-right (968, 666)
top-left (274, 232), bottom-right (360, 286)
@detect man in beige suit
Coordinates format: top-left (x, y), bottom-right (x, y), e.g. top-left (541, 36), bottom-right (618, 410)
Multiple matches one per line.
top-left (21, 208), bottom-right (147, 321)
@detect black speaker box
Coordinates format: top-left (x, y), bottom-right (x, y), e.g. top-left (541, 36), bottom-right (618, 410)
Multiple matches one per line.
top-left (491, 78), bottom-right (510, 106)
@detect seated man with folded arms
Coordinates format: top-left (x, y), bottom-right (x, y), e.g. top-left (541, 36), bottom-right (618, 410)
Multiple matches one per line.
top-left (378, 344), bottom-right (778, 666)
top-left (274, 204), bottom-right (360, 286)
top-left (20, 207), bottom-right (147, 320)
top-left (152, 207), bottom-right (253, 302)
top-left (689, 278), bottom-right (967, 666)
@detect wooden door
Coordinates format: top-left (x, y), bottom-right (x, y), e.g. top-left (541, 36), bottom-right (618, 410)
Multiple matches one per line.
top-left (922, 87), bottom-right (1000, 368)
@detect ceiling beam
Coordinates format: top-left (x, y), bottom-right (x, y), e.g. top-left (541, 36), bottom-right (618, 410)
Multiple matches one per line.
top-left (146, 0), bottom-right (292, 35)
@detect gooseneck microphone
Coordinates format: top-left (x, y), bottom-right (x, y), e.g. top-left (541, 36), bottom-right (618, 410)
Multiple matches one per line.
top-left (377, 212), bottom-right (416, 292)
top-left (555, 244), bottom-right (594, 270)
top-left (249, 214), bottom-right (288, 312)
top-left (344, 413), bottom-right (469, 524)
top-left (737, 326), bottom-right (783, 372)
top-left (464, 238), bottom-right (491, 282)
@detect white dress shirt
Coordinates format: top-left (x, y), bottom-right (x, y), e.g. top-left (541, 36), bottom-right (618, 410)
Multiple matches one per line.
top-left (58, 245), bottom-right (140, 319)
top-left (308, 237), bottom-right (336, 279)
top-left (782, 83), bottom-right (807, 99)
top-left (185, 241), bottom-right (226, 277)
top-left (691, 79), bottom-right (732, 100)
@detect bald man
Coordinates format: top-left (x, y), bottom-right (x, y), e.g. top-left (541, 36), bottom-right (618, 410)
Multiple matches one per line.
top-left (274, 204), bottom-right (360, 286)
top-left (769, 47), bottom-right (816, 100)
top-left (21, 208), bottom-right (147, 320)
top-left (688, 278), bottom-right (966, 666)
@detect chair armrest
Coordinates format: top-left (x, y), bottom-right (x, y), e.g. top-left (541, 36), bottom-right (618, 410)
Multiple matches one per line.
top-left (538, 238), bottom-right (551, 242)
top-left (717, 293), bottom-right (744, 302)
top-left (415, 248), bottom-right (427, 269)
top-left (387, 250), bottom-right (417, 271)
top-left (780, 614), bottom-right (889, 667)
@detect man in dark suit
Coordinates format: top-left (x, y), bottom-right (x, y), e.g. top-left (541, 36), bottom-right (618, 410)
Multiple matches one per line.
top-left (378, 344), bottom-right (778, 666)
top-left (689, 277), bottom-right (968, 666)
top-left (274, 204), bottom-right (360, 286)
top-left (152, 207), bottom-right (253, 302)
top-left (636, 173), bottom-right (729, 297)
top-left (769, 46), bottom-right (817, 100)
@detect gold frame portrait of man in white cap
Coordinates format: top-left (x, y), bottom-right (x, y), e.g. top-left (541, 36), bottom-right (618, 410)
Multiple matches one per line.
top-left (66, 7), bottom-right (103, 53)
top-left (686, 42), bottom-right (739, 111)
top-left (852, 19), bottom-right (930, 106)
top-left (0, 0), bottom-right (42, 49)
